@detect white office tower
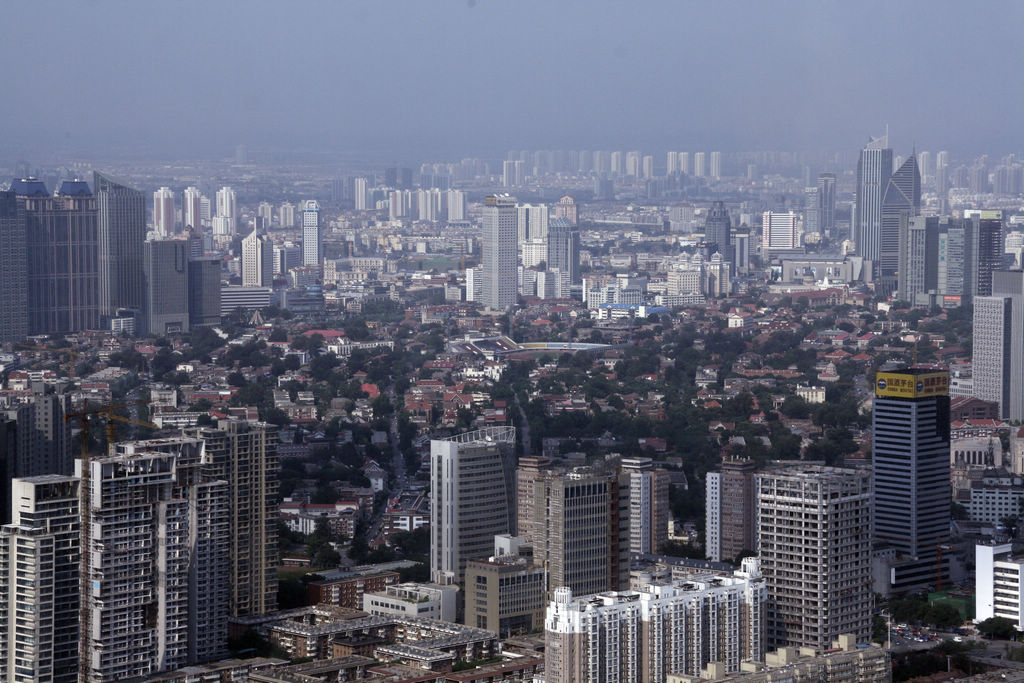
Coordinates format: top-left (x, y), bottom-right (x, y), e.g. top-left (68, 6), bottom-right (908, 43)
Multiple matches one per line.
top-left (301, 199), bottom-right (322, 265)
top-left (517, 203), bottom-right (549, 243)
top-left (757, 465), bottom-right (872, 650)
top-left (482, 194), bottom-right (518, 311)
top-left (353, 177), bottom-right (368, 211)
top-left (430, 427), bottom-right (515, 587)
top-left (544, 559), bottom-right (767, 683)
top-left (693, 151), bottom-right (707, 178)
top-left (446, 189), bottom-right (466, 221)
top-left (81, 441), bottom-right (229, 680)
top-left (183, 186), bottom-right (202, 231)
top-left (278, 201), bottom-right (296, 228)
top-left (976, 543), bottom-right (1024, 629)
top-left (241, 230), bottom-right (274, 287)
top-left (710, 151), bottom-right (722, 179)
top-left (153, 186), bottom-right (175, 237)
top-left (0, 475), bottom-right (80, 683)
top-left (762, 210), bottom-right (800, 256)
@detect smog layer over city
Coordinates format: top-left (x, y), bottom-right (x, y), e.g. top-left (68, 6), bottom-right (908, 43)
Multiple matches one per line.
top-left (2, 2), bottom-right (1024, 683)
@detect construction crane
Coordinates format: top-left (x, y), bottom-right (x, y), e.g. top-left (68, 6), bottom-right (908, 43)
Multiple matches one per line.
top-left (64, 400), bottom-right (152, 683)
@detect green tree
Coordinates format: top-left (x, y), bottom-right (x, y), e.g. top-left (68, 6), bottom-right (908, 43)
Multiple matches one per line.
top-left (977, 616), bottom-right (1019, 639)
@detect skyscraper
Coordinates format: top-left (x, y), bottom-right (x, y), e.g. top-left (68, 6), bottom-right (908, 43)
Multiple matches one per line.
top-left (188, 256), bottom-right (222, 328)
top-left (966, 210), bottom-right (1004, 297)
top-left (872, 367), bottom-right (951, 593)
top-left (622, 457), bottom-right (670, 555)
top-left (83, 441), bottom-right (229, 680)
top-left (142, 239), bottom-right (190, 336)
top-left (854, 134), bottom-right (893, 267)
top-left (188, 421), bottom-right (279, 616)
top-left (0, 189), bottom-right (28, 342)
top-left (95, 172), bottom-right (145, 317)
top-left (278, 201), bottom-right (296, 228)
top-left (353, 177), bottom-right (368, 211)
top-left (761, 210), bottom-right (800, 257)
top-left (973, 295), bottom-right (1013, 417)
top-left (666, 151), bottom-right (679, 175)
top-left (546, 218), bottom-right (580, 284)
top-left (757, 465), bottom-right (872, 649)
top-left (678, 152), bottom-right (690, 175)
top-left (898, 216), bottom-right (940, 305)
top-left (19, 179), bottom-right (100, 335)
top-left (242, 230), bottom-right (274, 287)
top-left (704, 200), bottom-right (731, 263)
top-left (706, 458), bottom-right (758, 564)
top-left (803, 186), bottom-right (820, 235)
top-left (879, 154), bottom-right (921, 295)
top-left (481, 194), bottom-right (518, 311)
top-left (693, 151), bottom-right (707, 178)
top-left (446, 189), bottom-right (466, 221)
top-left (153, 186), bottom-right (175, 237)
top-left (981, 271), bottom-right (1024, 421)
top-left (817, 172), bottom-right (837, 237)
top-left (710, 150), bottom-right (722, 179)
top-left (430, 427), bottom-right (516, 588)
top-left (520, 465), bottom-right (630, 598)
top-left (301, 199), bottom-right (321, 266)
top-left (182, 186), bottom-right (202, 230)
top-left (517, 203), bottom-right (549, 244)
top-left (0, 475), bottom-right (80, 683)
top-left (215, 186), bottom-right (236, 235)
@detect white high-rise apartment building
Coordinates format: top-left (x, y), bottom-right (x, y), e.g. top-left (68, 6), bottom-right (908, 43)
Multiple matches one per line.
top-left (610, 150), bottom-right (624, 175)
top-left (215, 186), bottom-right (237, 235)
top-left (757, 465), bottom-right (872, 650)
top-left (353, 177), bottom-right (368, 211)
top-left (81, 440), bottom-right (229, 681)
top-left (710, 151), bottom-right (722, 179)
top-left (465, 267), bottom-right (483, 302)
top-left (642, 154), bottom-right (654, 179)
top-left (626, 150), bottom-right (641, 177)
top-left (679, 152), bottom-right (691, 175)
top-left (416, 188), bottom-right (441, 222)
top-left (482, 194), bottom-right (518, 310)
top-left (183, 186), bottom-right (202, 231)
top-left (517, 203), bottom-right (549, 243)
top-left (0, 475), bottom-right (80, 683)
top-left (545, 559), bottom-right (767, 683)
top-left (242, 230), bottom-right (274, 287)
top-left (257, 201), bottom-right (274, 227)
top-left (199, 195), bottom-right (212, 222)
top-left (278, 201), bottom-right (296, 228)
top-left (153, 186), bottom-right (175, 236)
top-left (301, 199), bottom-right (322, 265)
top-left (666, 151), bottom-right (679, 175)
top-left (693, 152), bottom-right (707, 178)
top-left (430, 427), bottom-right (515, 587)
top-left (446, 189), bottom-right (466, 221)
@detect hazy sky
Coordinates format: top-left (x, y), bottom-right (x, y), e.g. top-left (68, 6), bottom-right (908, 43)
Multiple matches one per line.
top-left (2, 1), bottom-right (1022, 162)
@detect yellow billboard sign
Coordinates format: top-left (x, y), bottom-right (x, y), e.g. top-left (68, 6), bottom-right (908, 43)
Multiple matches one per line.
top-left (875, 371), bottom-right (948, 398)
